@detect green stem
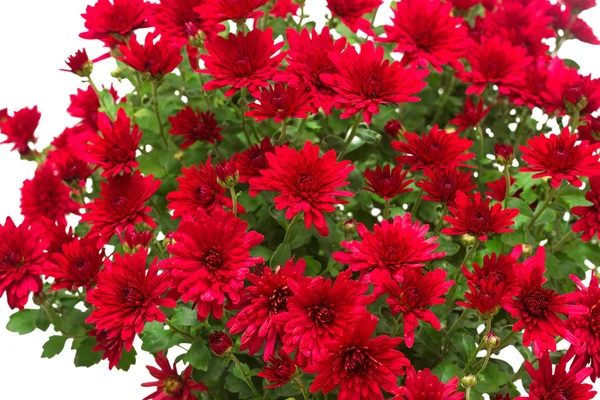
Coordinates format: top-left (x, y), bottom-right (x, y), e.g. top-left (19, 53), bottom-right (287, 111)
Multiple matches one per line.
top-left (283, 213), bottom-right (301, 245)
top-left (432, 75), bottom-right (456, 126)
top-left (295, 118), bottom-right (308, 145)
top-left (433, 202), bottom-right (448, 236)
top-left (294, 375), bottom-right (310, 400)
top-left (494, 330), bottom-right (518, 355)
top-left (445, 242), bottom-right (480, 309)
top-left (477, 125), bottom-right (485, 163)
top-left (165, 320), bottom-right (195, 342)
top-left (514, 108), bottom-right (531, 149)
top-left (442, 309), bottom-right (471, 353)
top-left (465, 387), bottom-right (471, 400)
top-left (278, 119), bottom-right (288, 144)
top-left (503, 166), bottom-right (511, 210)
top-left (213, 143), bottom-right (224, 159)
top-left (411, 189), bottom-right (424, 217)
top-left (475, 349), bottom-right (493, 376)
top-left (229, 187), bottom-right (238, 217)
top-left (551, 230), bottom-right (577, 253)
top-left (390, 315), bottom-right (401, 337)
top-left (230, 354), bottom-right (262, 399)
top-left (570, 109), bottom-right (580, 132)
top-left (151, 81), bottom-right (169, 149)
top-left (526, 186), bottom-right (559, 231)
top-left (88, 77), bottom-right (115, 122)
top-left (383, 199), bottom-right (391, 220)
top-left (338, 115), bottom-right (362, 160)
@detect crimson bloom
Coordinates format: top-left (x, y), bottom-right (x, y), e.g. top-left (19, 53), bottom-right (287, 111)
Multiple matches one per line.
top-left (80, 0), bottom-right (152, 46)
top-left (91, 328), bottom-right (127, 369)
top-left (271, 0), bottom-right (299, 18)
top-left (236, 137), bottom-right (275, 190)
top-left (118, 33), bottom-right (183, 79)
top-left (395, 366), bottom-right (465, 400)
top-left (326, 0), bottom-right (382, 36)
top-left (257, 349), bottom-right (297, 388)
top-left (417, 166), bottom-right (476, 205)
top-left (142, 352), bottom-right (208, 400)
top-left (226, 259), bottom-right (305, 361)
top-left (0, 218), bottom-right (46, 310)
top-left (117, 225), bottom-right (153, 252)
top-left (81, 171), bottom-right (160, 246)
top-left (321, 41), bottom-right (428, 124)
top-left (45, 237), bottom-right (104, 291)
top-left (572, 176), bottom-right (600, 241)
top-left (208, 331), bottom-right (233, 355)
top-left (560, 0), bottom-right (596, 12)
top-left (164, 208), bottom-right (264, 320)
top-left (60, 49), bottom-right (93, 77)
top-left (570, 17), bottom-right (600, 45)
top-left (87, 250), bottom-right (175, 350)
top-left (503, 247), bottom-right (587, 357)
top-left (46, 149), bottom-right (94, 189)
top-left (578, 115), bottom-right (600, 144)
top-left (0, 106), bottom-right (40, 155)
top-left (385, 120), bottom-right (403, 137)
top-left (485, 177), bottom-right (517, 202)
top-left (393, 126), bottom-right (475, 171)
top-left (249, 141), bottom-right (354, 236)
top-left (200, 29), bottom-right (286, 97)
top-left (378, 0), bottom-right (468, 71)
top-left (443, 191), bottom-right (519, 241)
top-left (543, 67), bottom-right (600, 116)
top-left (384, 268), bottom-right (453, 348)
top-left (68, 85), bottom-right (118, 132)
top-left (520, 128), bottom-right (600, 188)
top-left (449, 98), bottom-right (490, 133)
top-left (168, 107), bottom-right (222, 149)
top-left (246, 84), bottom-right (313, 123)
top-left (363, 164), bottom-right (413, 201)
top-left (273, 270), bottom-right (373, 367)
top-left (305, 313), bottom-right (409, 399)
top-left (198, 0), bottom-right (269, 23)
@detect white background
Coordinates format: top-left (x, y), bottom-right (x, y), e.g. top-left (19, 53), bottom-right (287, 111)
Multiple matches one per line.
top-left (0, 1), bottom-right (599, 398)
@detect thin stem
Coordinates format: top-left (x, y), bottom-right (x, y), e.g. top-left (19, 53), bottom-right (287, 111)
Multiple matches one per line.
top-left (432, 75), bottom-right (456, 126)
top-left (229, 187), bottom-right (238, 217)
top-left (477, 125), bottom-right (485, 163)
top-left (445, 242), bottom-right (480, 309)
top-left (278, 119), bottom-right (288, 144)
top-left (503, 166), bottom-right (511, 210)
top-left (433, 202), bottom-right (448, 236)
top-left (514, 108), bottom-right (531, 149)
top-left (383, 199), bottom-right (391, 220)
top-left (88, 77), bottom-right (115, 122)
top-left (77, 187), bottom-right (86, 205)
top-left (237, 90), bottom-right (252, 147)
top-left (475, 348), bottom-right (493, 376)
top-left (570, 109), bottom-right (580, 132)
top-left (526, 186), bottom-right (559, 231)
top-left (165, 320), bottom-right (195, 342)
top-left (283, 213), bottom-right (301, 245)
top-left (551, 230), bottom-right (577, 253)
top-left (465, 387), bottom-right (471, 400)
top-left (151, 81), bottom-right (169, 149)
top-left (390, 315), bottom-right (401, 337)
top-left (442, 309), bottom-right (471, 354)
top-left (338, 115), bottom-right (362, 160)
top-left (213, 143), bottom-right (224, 159)
top-left (230, 354), bottom-right (262, 399)
top-left (294, 375), bottom-right (310, 400)
top-left (411, 188), bottom-right (424, 217)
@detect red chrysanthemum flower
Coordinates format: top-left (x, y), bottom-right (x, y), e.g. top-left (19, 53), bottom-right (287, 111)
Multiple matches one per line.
top-left (395, 366), bottom-right (465, 400)
top-left (271, 0), bottom-right (299, 18)
top-left (516, 352), bottom-right (596, 400)
top-left (325, 0), bottom-right (382, 36)
top-left (363, 164), bottom-right (413, 201)
top-left (570, 18), bottom-right (600, 45)
top-left (378, 0), bottom-right (468, 72)
top-left (0, 218), bottom-right (46, 310)
top-left (45, 237), bottom-right (104, 291)
top-left (60, 49), bottom-right (93, 77)
top-left (168, 107), bottom-right (222, 149)
top-left (81, 171), bottom-right (160, 246)
top-left (236, 137), bottom-right (275, 192)
top-left (208, 330), bottom-right (233, 355)
top-left (321, 41), bottom-right (428, 124)
top-left (417, 166), bottom-right (476, 205)
top-left (578, 115), bottom-right (600, 144)
top-left (449, 98), bottom-right (491, 133)
top-left (117, 225), bottom-right (153, 252)
top-left (38, 218), bottom-right (75, 256)
top-left (274, 28), bottom-right (347, 114)
top-left (503, 247), bottom-right (587, 357)
top-left (164, 208), bottom-right (264, 320)
top-left (333, 214), bottom-right (445, 287)
top-left (249, 141), bottom-right (354, 236)
top-left (506, 56), bottom-right (554, 109)
top-left (90, 328), bottom-right (127, 370)
top-left (68, 85), bottom-right (119, 133)
top-left (257, 349), bottom-right (297, 389)
top-left (198, 0), bottom-right (269, 24)
top-left (21, 164), bottom-right (81, 225)
top-left (46, 149), bottom-right (94, 189)
top-left (572, 176), bottom-right (600, 241)
top-left (560, 0), bottom-right (596, 12)
top-left (200, 29), bottom-right (286, 97)
top-left (80, 0), bottom-right (152, 46)
top-left (216, 157), bottom-right (238, 186)
top-left (86, 250), bottom-right (176, 350)
top-left (118, 32), bottom-right (183, 79)
top-left (0, 106), bottom-right (40, 155)
top-left (450, 0), bottom-right (485, 10)
top-left (273, 270), bottom-right (373, 367)
top-left (384, 268), bottom-right (453, 348)
top-left (226, 259), bottom-right (305, 361)
top-left (305, 313), bottom-right (410, 399)
top-left (485, 177), bottom-right (517, 202)
top-left (392, 126), bottom-right (475, 171)
top-left (455, 37), bottom-right (530, 96)
top-left (246, 83), bottom-right (313, 123)
top-left (384, 120), bottom-right (403, 137)
top-left (520, 128), bottom-right (600, 188)
top-left (142, 352), bottom-right (208, 400)
top-left (543, 67), bottom-right (600, 116)
top-left (442, 191), bottom-right (519, 241)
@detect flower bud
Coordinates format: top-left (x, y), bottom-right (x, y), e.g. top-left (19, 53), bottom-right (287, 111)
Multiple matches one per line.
top-left (343, 219), bottom-right (357, 234)
top-left (461, 234), bottom-right (477, 248)
top-left (384, 120), bottom-right (403, 137)
top-left (118, 226), bottom-right (152, 254)
top-left (188, 29), bottom-right (206, 49)
top-left (461, 374), bottom-right (477, 388)
top-left (216, 157), bottom-right (239, 189)
top-left (483, 332), bottom-right (500, 349)
top-left (174, 151), bottom-right (185, 162)
top-left (61, 49), bottom-right (93, 77)
top-left (494, 143), bottom-right (514, 166)
top-left (521, 244), bottom-right (533, 257)
top-left (163, 232), bottom-right (176, 247)
top-left (208, 331), bottom-right (233, 356)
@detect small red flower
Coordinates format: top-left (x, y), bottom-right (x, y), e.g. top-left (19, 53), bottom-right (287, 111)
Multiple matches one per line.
top-left (384, 120), bottom-right (403, 137)
top-left (543, 67), bottom-right (600, 116)
top-left (80, 0), bottom-right (152, 46)
top-left (0, 218), bottom-right (46, 310)
top-left (249, 141), bottom-right (354, 236)
top-left (495, 143), bottom-right (515, 164)
top-left (200, 29), bottom-right (286, 97)
top-left (417, 166), bottom-right (476, 205)
top-left (363, 164), bottom-right (413, 201)
top-left (45, 237), bottom-right (104, 291)
top-left (168, 107), bottom-right (222, 149)
top-left (578, 115), bottom-right (600, 144)
top-left (118, 32), bottom-right (183, 79)
top-left (46, 149), bottom-right (94, 189)
top-left (485, 176), bottom-right (517, 202)
top-left (198, 0), bottom-right (269, 23)
top-left (91, 328), bottom-right (127, 370)
top-left (216, 156), bottom-right (239, 188)
top-left (443, 191), bottom-right (519, 241)
top-left (384, 268), bottom-right (453, 348)
top-left (321, 41), bottom-right (429, 124)
top-left (572, 176), bottom-right (600, 241)
top-left (164, 208), bottom-right (264, 320)
top-left (246, 83), bottom-right (313, 123)
top-left (81, 171), bottom-right (161, 246)
top-left (60, 49), bottom-right (93, 77)
top-left (395, 366), bottom-right (465, 400)
top-left (325, 0), bottom-right (382, 35)
top-left (117, 225), bottom-right (153, 252)
top-left (0, 106), bottom-right (40, 155)
top-left (271, 0), bottom-right (299, 18)
top-left (305, 313), bottom-right (410, 399)
top-left (520, 128), bottom-right (600, 188)
top-left (570, 18), bottom-right (600, 45)
top-left (68, 85), bottom-right (118, 133)
top-left (449, 98), bottom-right (490, 133)
top-left (208, 331), bottom-right (233, 355)
top-left (257, 349), bottom-right (297, 388)
top-left (142, 352), bottom-right (208, 400)
top-left (236, 137), bottom-right (275, 192)
top-left (38, 218), bottom-right (75, 256)
top-left (393, 126), bottom-right (475, 171)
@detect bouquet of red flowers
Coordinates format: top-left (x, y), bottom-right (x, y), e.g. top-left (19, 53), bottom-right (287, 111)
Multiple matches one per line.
top-left (2, 0), bottom-right (600, 399)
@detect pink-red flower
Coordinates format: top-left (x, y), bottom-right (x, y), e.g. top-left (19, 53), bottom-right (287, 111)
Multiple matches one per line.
top-left (80, 0), bottom-right (152, 46)
top-left (198, 0), bottom-right (269, 24)
top-left (395, 366), bottom-right (465, 400)
top-left (236, 137), bottom-right (275, 191)
top-left (45, 237), bottom-right (104, 291)
top-left (520, 128), bottom-right (600, 188)
top-left (443, 191), bottom-right (519, 241)
top-left (417, 166), bottom-right (476, 205)
top-left (142, 352), bottom-right (208, 400)
top-left (257, 349), bottom-right (297, 388)
top-left (449, 98), bottom-right (490, 133)
top-left (168, 107), bottom-right (222, 149)
top-left (321, 41), bottom-right (428, 124)
top-left (572, 176), bottom-right (600, 241)
top-left (0, 106), bottom-right (40, 155)
top-left (325, 0), bottom-right (382, 36)
top-left (305, 313), bottom-right (409, 399)
top-left (0, 218), bottom-right (46, 310)
top-left (249, 141), bottom-right (354, 236)
top-left (164, 208), bottom-right (264, 320)
top-left (200, 29), bottom-right (286, 97)
top-left (363, 164), bottom-right (413, 201)
top-left (61, 49), bottom-right (93, 77)
top-left (246, 84), bottom-right (313, 123)
top-left (118, 32), bottom-right (183, 79)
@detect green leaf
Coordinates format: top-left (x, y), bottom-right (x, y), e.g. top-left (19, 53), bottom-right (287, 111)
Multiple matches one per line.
top-left (35, 308), bottom-right (50, 332)
top-left (432, 359), bottom-right (463, 383)
top-left (42, 336), bottom-right (68, 359)
top-left (99, 89), bottom-right (117, 120)
top-left (270, 243), bottom-right (291, 268)
top-left (224, 374), bottom-right (254, 399)
top-left (183, 338), bottom-right (211, 371)
top-left (6, 309), bottom-right (37, 335)
top-left (356, 127), bottom-right (381, 144)
top-left (141, 321), bottom-right (172, 353)
top-left (74, 337), bottom-right (103, 368)
top-left (171, 306), bottom-right (198, 327)
top-left (117, 348), bottom-right (137, 371)
top-left (322, 135), bottom-right (346, 153)
top-left (303, 256), bottom-right (322, 276)
top-left (437, 241), bottom-right (460, 257)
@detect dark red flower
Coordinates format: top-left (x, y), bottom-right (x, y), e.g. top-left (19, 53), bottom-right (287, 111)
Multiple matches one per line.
top-left (118, 32), bottom-right (183, 79)
top-left (142, 352), bottom-right (208, 400)
top-left (321, 41), bottom-right (428, 124)
top-left (273, 270), bottom-right (373, 367)
top-left (226, 259), bottom-right (305, 361)
top-left (208, 331), bottom-right (233, 355)
top-left (246, 83), bottom-right (313, 123)
top-left (378, 0), bottom-right (469, 71)
top-left (271, 0), bottom-right (299, 18)
top-left (236, 137), bottom-right (275, 192)
top-left (520, 127), bottom-right (600, 188)
top-left (168, 107), bottom-right (222, 149)
top-left (395, 366), bottom-right (465, 400)
top-left (333, 214), bottom-right (445, 287)
top-left (215, 157), bottom-right (238, 187)
top-left (45, 237), bottom-right (104, 291)
top-left (393, 126), bottom-right (475, 171)
top-left (0, 106), bottom-right (40, 155)
top-left (305, 313), bottom-right (409, 398)
top-left (450, 0), bottom-right (486, 10)
top-left (449, 98), bottom-right (490, 133)
top-left (80, 0), bottom-right (152, 46)
top-left (570, 18), bottom-right (600, 45)
top-left (443, 191), bottom-right (519, 241)
top-left (578, 115), bottom-right (600, 144)
top-left (507, 56), bottom-right (554, 109)
top-left (363, 164), bottom-right (413, 201)
top-left (325, 0), bottom-right (382, 36)
top-left (257, 349), bottom-right (297, 388)
top-left (572, 176), bottom-right (600, 241)
top-left (91, 328), bottom-right (127, 370)
top-left (384, 120), bottom-right (403, 137)
top-left (198, 0), bottom-right (269, 23)
top-left (68, 85), bottom-right (119, 133)
top-left (46, 149), bottom-right (94, 189)
top-left (249, 141), bottom-right (354, 236)
top-left (60, 49), bottom-right (93, 77)
top-left (164, 208), bottom-right (264, 320)
top-left (503, 247), bottom-right (587, 357)
top-left (86, 250), bottom-right (176, 350)
top-left (417, 166), bottom-right (476, 205)
top-left (543, 67), bottom-right (600, 116)
top-left (200, 29), bottom-right (286, 97)
top-left (485, 177), bottom-right (517, 202)
top-left (0, 218), bottom-right (46, 310)
top-left (38, 218), bottom-right (75, 256)
top-left (495, 143), bottom-right (515, 165)
top-left (560, 0), bottom-right (596, 12)
top-left (81, 171), bottom-right (160, 246)
top-left (384, 268), bottom-right (453, 348)
top-left (117, 225), bottom-right (153, 252)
